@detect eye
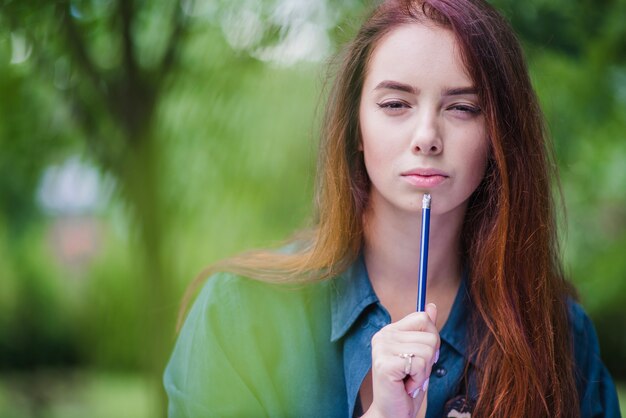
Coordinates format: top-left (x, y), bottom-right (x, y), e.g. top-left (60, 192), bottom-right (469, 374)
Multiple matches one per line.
top-left (376, 100), bottom-right (411, 114)
top-left (448, 103), bottom-right (481, 116)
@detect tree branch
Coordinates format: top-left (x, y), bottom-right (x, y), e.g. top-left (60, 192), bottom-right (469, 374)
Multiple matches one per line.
top-left (57, 1), bottom-right (107, 100)
top-left (158, 0), bottom-right (190, 82)
top-left (117, 0), bottom-right (139, 83)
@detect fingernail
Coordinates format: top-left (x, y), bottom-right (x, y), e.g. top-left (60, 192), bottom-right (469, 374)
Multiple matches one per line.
top-left (410, 388), bottom-right (420, 399)
top-left (434, 349), bottom-right (440, 363)
top-left (422, 378), bottom-right (429, 392)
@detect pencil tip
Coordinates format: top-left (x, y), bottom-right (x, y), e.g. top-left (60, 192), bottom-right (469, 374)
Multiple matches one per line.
top-left (422, 193), bottom-right (431, 209)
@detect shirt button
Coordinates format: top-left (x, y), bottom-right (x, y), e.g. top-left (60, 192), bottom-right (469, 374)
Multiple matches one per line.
top-left (434, 366), bottom-right (447, 378)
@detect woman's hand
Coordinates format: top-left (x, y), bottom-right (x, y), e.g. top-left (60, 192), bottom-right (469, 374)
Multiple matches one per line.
top-left (363, 303), bottom-right (439, 418)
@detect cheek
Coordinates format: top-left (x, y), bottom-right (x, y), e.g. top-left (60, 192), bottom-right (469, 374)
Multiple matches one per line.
top-left (464, 137), bottom-right (490, 189)
top-left (360, 113), bottom-right (407, 166)
top-left (360, 134), bottom-right (400, 188)
top-left (362, 141), bottom-right (389, 177)
top-left (360, 111), bottom-right (389, 169)
top-left (461, 121), bottom-right (488, 165)
top-left (361, 125), bottom-right (401, 170)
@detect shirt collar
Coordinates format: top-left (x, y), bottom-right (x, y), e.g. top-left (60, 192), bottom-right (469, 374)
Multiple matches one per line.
top-left (330, 254), bottom-right (474, 364)
top-left (439, 272), bottom-right (472, 361)
top-left (330, 253), bottom-right (379, 342)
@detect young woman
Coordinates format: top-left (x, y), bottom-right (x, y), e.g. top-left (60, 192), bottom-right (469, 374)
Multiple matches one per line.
top-left (164, 0), bottom-right (620, 417)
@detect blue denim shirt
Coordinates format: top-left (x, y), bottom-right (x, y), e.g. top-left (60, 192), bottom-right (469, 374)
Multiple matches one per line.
top-left (332, 255), bottom-right (476, 417)
top-left (165, 255), bottom-right (621, 417)
top-left (333, 255), bottom-right (621, 417)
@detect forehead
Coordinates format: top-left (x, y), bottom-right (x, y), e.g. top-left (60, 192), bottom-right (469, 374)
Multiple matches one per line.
top-left (365, 23), bottom-right (472, 88)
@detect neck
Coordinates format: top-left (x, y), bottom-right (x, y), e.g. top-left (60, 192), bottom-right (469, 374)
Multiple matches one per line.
top-left (362, 200), bottom-right (466, 321)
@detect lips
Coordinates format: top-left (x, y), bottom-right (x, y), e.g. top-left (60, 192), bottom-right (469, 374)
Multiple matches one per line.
top-left (401, 168), bottom-right (449, 188)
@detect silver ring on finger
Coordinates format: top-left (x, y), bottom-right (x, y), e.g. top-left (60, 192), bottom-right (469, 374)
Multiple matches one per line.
top-left (397, 353), bottom-right (415, 375)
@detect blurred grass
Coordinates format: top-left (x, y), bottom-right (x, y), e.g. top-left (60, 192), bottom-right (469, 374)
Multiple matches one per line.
top-left (0, 370), bottom-right (157, 418)
top-left (619, 383), bottom-right (626, 416)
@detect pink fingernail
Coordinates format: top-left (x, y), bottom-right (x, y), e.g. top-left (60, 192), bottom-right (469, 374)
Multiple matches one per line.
top-left (422, 378), bottom-right (429, 392)
top-left (434, 349), bottom-right (440, 363)
top-left (410, 388), bottom-right (420, 399)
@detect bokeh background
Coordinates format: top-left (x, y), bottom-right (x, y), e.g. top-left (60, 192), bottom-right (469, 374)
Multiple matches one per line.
top-left (0, 0), bottom-right (625, 417)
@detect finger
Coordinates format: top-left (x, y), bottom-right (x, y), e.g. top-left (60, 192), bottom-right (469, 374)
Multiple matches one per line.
top-left (387, 311), bottom-right (438, 333)
top-left (408, 382), bottom-right (427, 402)
top-left (374, 326), bottom-right (439, 345)
top-left (372, 349), bottom-right (429, 383)
top-left (409, 377), bottom-right (430, 398)
top-left (402, 356), bottom-right (432, 399)
top-left (405, 374), bottom-right (430, 399)
top-left (373, 347), bottom-right (436, 386)
top-left (425, 303), bottom-right (438, 326)
top-left (372, 332), bottom-right (439, 360)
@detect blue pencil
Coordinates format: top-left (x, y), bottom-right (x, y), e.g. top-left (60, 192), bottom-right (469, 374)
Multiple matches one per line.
top-left (417, 194), bottom-right (431, 312)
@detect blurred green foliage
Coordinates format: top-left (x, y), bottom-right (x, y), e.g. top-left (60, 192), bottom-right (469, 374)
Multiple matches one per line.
top-left (0, 371), bottom-right (157, 418)
top-left (0, 0), bottom-right (624, 416)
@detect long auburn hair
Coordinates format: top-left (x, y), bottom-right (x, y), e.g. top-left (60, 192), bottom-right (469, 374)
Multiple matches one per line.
top-left (180, 0), bottom-right (578, 416)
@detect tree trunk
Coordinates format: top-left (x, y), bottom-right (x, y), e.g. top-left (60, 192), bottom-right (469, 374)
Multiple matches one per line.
top-left (121, 132), bottom-right (172, 418)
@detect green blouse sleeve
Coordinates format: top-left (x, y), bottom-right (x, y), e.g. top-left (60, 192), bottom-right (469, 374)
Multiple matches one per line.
top-left (164, 273), bottom-right (341, 418)
top-left (163, 274), bottom-right (274, 418)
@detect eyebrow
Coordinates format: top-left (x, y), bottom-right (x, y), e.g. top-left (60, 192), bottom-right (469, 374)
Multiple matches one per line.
top-left (373, 80), bottom-right (478, 96)
top-left (444, 87), bottom-right (478, 96)
top-left (374, 80), bottom-right (417, 94)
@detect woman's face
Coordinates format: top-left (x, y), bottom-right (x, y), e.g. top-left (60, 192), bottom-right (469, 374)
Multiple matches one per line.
top-left (359, 23), bottom-right (488, 218)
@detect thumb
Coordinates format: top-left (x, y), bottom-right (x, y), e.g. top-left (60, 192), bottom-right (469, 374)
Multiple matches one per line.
top-left (425, 303), bottom-right (438, 326)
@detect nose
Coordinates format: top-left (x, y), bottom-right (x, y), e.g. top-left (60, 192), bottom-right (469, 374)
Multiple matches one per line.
top-left (410, 109), bottom-right (442, 155)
